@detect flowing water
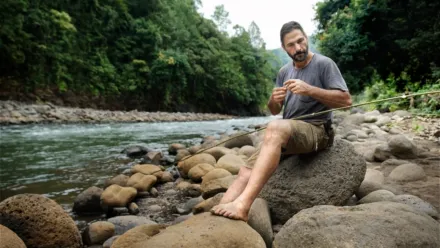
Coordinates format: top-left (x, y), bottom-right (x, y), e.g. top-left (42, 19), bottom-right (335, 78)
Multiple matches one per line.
top-left (0, 116), bottom-right (275, 208)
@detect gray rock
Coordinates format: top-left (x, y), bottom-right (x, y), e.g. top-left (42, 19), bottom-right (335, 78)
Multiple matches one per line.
top-left (177, 196), bottom-right (204, 215)
top-left (248, 198), bottom-right (273, 248)
top-left (121, 146), bottom-right (149, 158)
top-left (273, 202), bottom-right (440, 248)
top-left (358, 190), bottom-right (395, 204)
top-left (388, 134), bottom-right (418, 159)
top-left (376, 116), bottom-right (392, 126)
top-left (73, 186), bottom-right (104, 215)
top-left (392, 194), bottom-right (439, 219)
top-left (373, 144), bottom-right (393, 162)
top-left (82, 221), bottom-right (115, 245)
top-left (128, 202), bottom-right (139, 215)
top-left (103, 235), bottom-right (120, 248)
top-left (260, 139), bottom-right (366, 224)
top-left (389, 163), bottom-right (426, 182)
top-left (222, 133), bottom-right (254, 149)
top-left (107, 216), bottom-right (157, 235)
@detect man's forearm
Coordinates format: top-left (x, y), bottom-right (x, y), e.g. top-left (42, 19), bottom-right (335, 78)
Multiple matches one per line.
top-left (308, 86), bottom-right (352, 108)
top-left (267, 98), bottom-right (282, 115)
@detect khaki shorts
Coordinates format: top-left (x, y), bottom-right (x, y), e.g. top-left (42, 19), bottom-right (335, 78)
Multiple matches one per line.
top-left (245, 120), bottom-right (329, 168)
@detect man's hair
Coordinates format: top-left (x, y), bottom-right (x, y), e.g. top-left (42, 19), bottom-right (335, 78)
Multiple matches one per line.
top-left (280, 21), bottom-right (306, 45)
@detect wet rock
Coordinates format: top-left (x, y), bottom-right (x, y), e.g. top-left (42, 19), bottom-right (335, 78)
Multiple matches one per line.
top-left (131, 164), bottom-right (162, 176)
top-left (0, 194), bottom-right (82, 248)
top-left (73, 186), bottom-right (104, 215)
top-left (177, 196), bottom-right (204, 215)
top-left (142, 151), bottom-right (163, 165)
top-left (175, 149), bottom-right (191, 162)
top-left (168, 143), bottom-right (186, 155)
top-left (121, 146), bottom-right (149, 158)
top-left (126, 173), bottom-right (157, 192)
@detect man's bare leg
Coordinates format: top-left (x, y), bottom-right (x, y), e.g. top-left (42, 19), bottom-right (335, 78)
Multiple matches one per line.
top-left (211, 120), bottom-right (292, 221)
top-left (219, 166), bottom-right (252, 204)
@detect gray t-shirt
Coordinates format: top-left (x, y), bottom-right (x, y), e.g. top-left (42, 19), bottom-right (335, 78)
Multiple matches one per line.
top-left (275, 53), bottom-right (348, 122)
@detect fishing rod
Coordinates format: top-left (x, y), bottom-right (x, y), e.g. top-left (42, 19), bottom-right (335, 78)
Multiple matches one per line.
top-left (180, 90), bottom-right (440, 162)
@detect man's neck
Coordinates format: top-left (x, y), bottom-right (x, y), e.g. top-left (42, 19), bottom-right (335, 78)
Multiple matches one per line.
top-left (294, 52), bottom-right (314, 69)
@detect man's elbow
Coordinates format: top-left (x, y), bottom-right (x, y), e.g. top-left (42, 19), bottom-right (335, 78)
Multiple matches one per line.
top-left (344, 93), bottom-right (352, 107)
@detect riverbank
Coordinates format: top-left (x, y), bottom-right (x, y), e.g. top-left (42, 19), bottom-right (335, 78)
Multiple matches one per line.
top-left (0, 101), bottom-right (236, 125)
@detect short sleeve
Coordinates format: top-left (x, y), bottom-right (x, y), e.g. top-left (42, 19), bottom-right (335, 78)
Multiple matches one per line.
top-left (322, 59), bottom-right (348, 91)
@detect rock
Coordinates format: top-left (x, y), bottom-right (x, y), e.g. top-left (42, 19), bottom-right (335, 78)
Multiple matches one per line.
top-left (248, 198), bottom-right (273, 248)
top-left (149, 187), bottom-right (159, 197)
top-left (358, 189), bottom-right (396, 204)
top-left (345, 134), bottom-right (358, 142)
top-left (175, 149), bottom-right (191, 162)
top-left (201, 168), bottom-right (232, 186)
top-left (103, 235), bottom-right (120, 248)
top-left (176, 181), bottom-right (202, 197)
top-left (177, 196), bottom-right (204, 215)
top-left (363, 169), bottom-right (385, 185)
top-left (131, 164), bottom-right (162, 176)
top-left (159, 171), bottom-right (174, 183)
top-left (128, 213), bottom-right (266, 247)
top-left (128, 202), bottom-right (140, 215)
top-left (373, 144), bottom-right (393, 162)
top-left (121, 146), bottom-right (149, 158)
top-left (104, 175), bottom-right (129, 188)
top-left (100, 185), bottom-right (137, 208)
top-left (126, 173), bottom-right (157, 192)
top-left (177, 153), bottom-right (216, 177)
top-left (107, 216), bottom-right (157, 235)
top-left (222, 133), bottom-right (254, 149)
top-left (392, 194), bottom-right (439, 219)
top-left (82, 221), bottom-right (115, 245)
top-left (73, 186), bottom-right (104, 215)
top-left (380, 158), bottom-right (410, 176)
top-left (355, 181), bottom-right (398, 199)
top-left (188, 144), bottom-right (202, 154)
top-left (216, 154), bottom-right (246, 174)
top-left (142, 151), bottom-right (163, 165)
top-left (363, 115), bottom-right (378, 123)
top-left (388, 134), bottom-right (418, 159)
top-left (0, 224), bottom-right (26, 248)
top-left (393, 110), bottom-right (411, 117)
top-left (201, 175), bottom-right (237, 199)
top-left (342, 113), bottom-right (365, 126)
top-left (172, 214), bottom-right (193, 224)
top-left (188, 163), bottom-right (215, 182)
top-left (260, 139), bottom-right (366, 224)
top-left (388, 163), bottom-right (426, 182)
top-left (203, 147), bottom-right (235, 161)
top-left (375, 116), bottom-right (392, 126)
top-left (273, 202), bottom-right (440, 248)
top-left (238, 145), bottom-right (256, 158)
top-left (111, 224), bottom-right (166, 248)
top-left (193, 193), bottom-right (224, 214)
top-left (168, 143), bottom-right (186, 155)
top-left (110, 207), bottom-right (129, 216)
top-left (0, 194), bottom-right (82, 248)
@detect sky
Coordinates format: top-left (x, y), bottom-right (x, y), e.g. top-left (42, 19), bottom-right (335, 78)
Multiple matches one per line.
top-left (199, 0), bottom-right (321, 49)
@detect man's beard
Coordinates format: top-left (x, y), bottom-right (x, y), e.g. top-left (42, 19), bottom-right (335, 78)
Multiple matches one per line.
top-left (288, 47), bottom-right (309, 62)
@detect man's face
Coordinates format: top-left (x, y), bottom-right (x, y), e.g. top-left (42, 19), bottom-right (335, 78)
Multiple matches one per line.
top-left (282, 29), bottom-right (309, 62)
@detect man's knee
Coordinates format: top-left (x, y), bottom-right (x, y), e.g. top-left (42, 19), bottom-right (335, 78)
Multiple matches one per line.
top-left (265, 120), bottom-right (292, 144)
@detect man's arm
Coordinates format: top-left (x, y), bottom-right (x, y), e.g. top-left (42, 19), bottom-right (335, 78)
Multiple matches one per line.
top-left (267, 97), bottom-right (283, 115)
top-left (267, 86), bottom-right (287, 115)
top-left (285, 79), bottom-right (352, 108)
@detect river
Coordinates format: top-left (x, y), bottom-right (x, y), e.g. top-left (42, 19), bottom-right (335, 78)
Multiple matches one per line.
top-left (0, 116), bottom-right (276, 208)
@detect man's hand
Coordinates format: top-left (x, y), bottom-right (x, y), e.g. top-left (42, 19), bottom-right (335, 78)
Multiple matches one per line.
top-left (284, 79), bottom-right (313, 96)
top-left (270, 87), bottom-right (287, 104)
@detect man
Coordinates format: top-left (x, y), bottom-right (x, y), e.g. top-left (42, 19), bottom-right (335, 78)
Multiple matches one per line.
top-left (211, 21), bottom-right (352, 221)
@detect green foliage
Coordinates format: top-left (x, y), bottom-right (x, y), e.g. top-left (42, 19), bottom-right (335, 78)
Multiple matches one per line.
top-left (0, 0), bottom-right (276, 115)
top-left (315, 0), bottom-right (440, 95)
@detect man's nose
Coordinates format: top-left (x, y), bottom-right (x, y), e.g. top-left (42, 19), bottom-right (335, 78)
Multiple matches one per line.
top-left (294, 43), bottom-right (301, 51)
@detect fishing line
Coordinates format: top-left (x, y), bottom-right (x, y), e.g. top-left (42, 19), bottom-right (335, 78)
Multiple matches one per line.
top-left (179, 90), bottom-right (440, 162)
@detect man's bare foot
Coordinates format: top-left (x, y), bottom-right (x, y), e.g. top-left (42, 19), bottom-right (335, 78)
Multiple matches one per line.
top-left (210, 200), bottom-right (249, 222)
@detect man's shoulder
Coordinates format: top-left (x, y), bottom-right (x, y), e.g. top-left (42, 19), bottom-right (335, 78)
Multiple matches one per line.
top-left (313, 53), bottom-right (335, 67)
top-left (278, 62), bottom-right (292, 75)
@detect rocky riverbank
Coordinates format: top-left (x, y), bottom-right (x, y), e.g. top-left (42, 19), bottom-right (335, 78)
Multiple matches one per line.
top-left (0, 109), bottom-right (439, 248)
top-left (0, 100), bottom-right (235, 125)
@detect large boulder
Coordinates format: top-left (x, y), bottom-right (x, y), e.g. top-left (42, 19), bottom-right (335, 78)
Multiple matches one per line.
top-left (248, 198), bottom-right (273, 248)
top-left (388, 163), bottom-right (426, 182)
top-left (126, 173), bottom-right (157, 192)
top-left (273, 202), bottom-right (440, 248)
top-left (216, 154), bottom-right (246, 174)
top-left (0, 194), bottom-right (82, 248)
top-left (128, 213), bottom-right (266, 248)
top-left (388, 134), bottom-right (418, 159)
top-left (260, 139), bottom-right (366, 223)
top-left (0, 224), bottom-right (26, 248)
